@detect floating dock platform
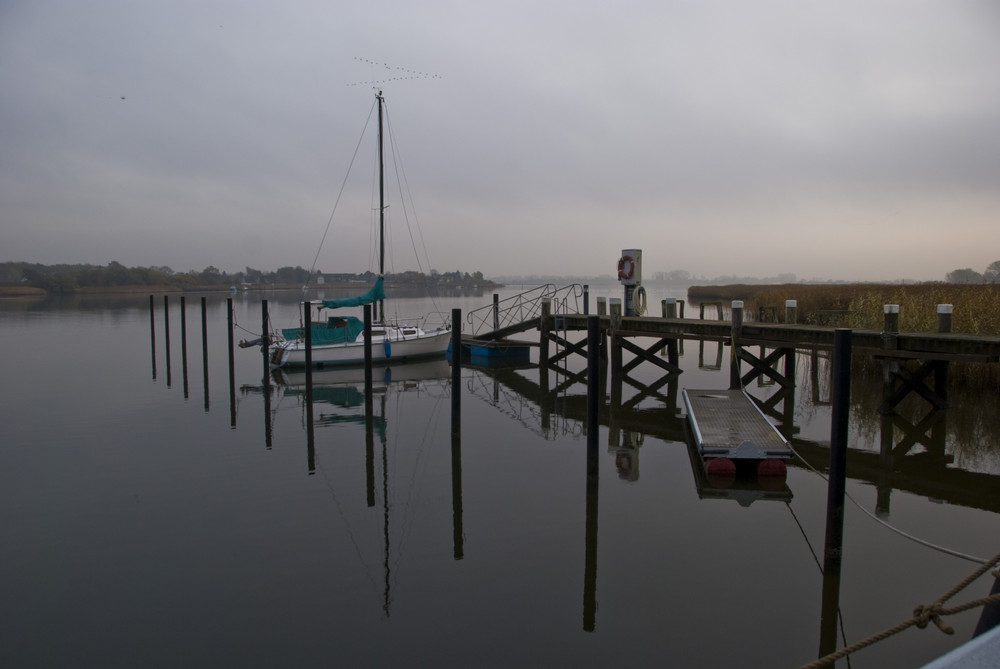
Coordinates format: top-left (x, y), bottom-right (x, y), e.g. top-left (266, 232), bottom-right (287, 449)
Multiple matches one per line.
top-left (682, 389), bottom-right (793, 460)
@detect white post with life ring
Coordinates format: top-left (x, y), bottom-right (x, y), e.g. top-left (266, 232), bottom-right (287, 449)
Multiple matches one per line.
top-left (617, 249), bottom-right (642, 316)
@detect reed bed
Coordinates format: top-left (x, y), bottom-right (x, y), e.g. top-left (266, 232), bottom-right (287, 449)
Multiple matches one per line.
top-left (689, 283), bottom-right (1000, 390)
top-left (690, 283), bottom-right (1000, 334)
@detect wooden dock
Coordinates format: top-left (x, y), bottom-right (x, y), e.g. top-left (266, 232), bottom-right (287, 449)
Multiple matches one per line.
top-left (682, 388), bottom-right (793, 460)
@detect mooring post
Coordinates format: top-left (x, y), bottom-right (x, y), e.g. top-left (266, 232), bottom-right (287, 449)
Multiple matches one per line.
top-left (364, 305), bottom-right (375, 507)
top-left (661, 298), bottom-right (679, 366)
top-left (163, 296), bottom-right (172, 387)
top-left (584, 313), bottom-right (600, 632)
top-left (180, 296), bottom-right (189, 398)
top-left (729, 300), bottom-right (744, 390)
top-left (583, 284), bottom-right (590, 315)
top-left (596, 297), bottom-right (608, 362)
top-left (819, 328), bottom-right (852, 658)
top-left (609, 298), bottom-right (622, 400)
top-left (451, 309), bottom-right (464, 560)
top-left (201, 297), bottom-right (209, 410)
top-left (492, 293), bottom-right (499, 331)
top-left (935, 303), bottom-right (952, 408)
top-left (451, 308), bottom-right (462, 413)
top-left (540, 298), bottom-right (551, 370)
top-left (227, 297), bottom-right (236, 428)
top-left (785, 299), bottom-right (797, 325)
top-left (149, 295), bottom-right (156, 379)
top-left (363, 304), bottom-right (373, 392)
top-left (260, 299), bottom-right (269, 379)
top-left (303, 301), bottom-right (313, 385)
top-left (587, 315), bottom-right (600, 440)
top-left (882, 304), bottom-right (899, 350)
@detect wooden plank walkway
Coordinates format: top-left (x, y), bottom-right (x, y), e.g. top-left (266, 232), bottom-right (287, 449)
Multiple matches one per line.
top-left (682, 388), bottom-right (793, 459)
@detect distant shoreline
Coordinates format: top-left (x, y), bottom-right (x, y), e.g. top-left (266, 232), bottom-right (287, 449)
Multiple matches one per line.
top-left (0, 280), bottom-right (505, 298)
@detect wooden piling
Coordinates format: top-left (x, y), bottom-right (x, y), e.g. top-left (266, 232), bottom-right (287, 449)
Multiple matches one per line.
top-left (180, 296), bottom-right (189, 398)
top-left (729, 300), bottom-right (743, 390)
top-left (610, 298), bottom-right (622, 400)
top-left (584, 315), bottom-right (600, 632)
top-left (824, 329), bottom-right (851, 559)
top-left (583, 284), bottom-right (590, 315)
top-left (540, 298), bottom-right (551, 371)
top-left (882, 304), bottom-right (899, 350)
top-left (819, 328), bottom-right (851, 656)
top-left (451, 307), bottom-right (464, 561)
top-left (201, 297), bottom-right (209, 410)
top-left (163, 296), bottom-right (171, 387)
top-left (364, 304), bottom-right (373, 392)
top-left (227, 298), bottom-right (236, 428)
top-left (149, 295), bottom-right (156, 379)
top-left (785, 299), bottom-right (797, 325)
top-left (935, 304), bottom-right (952, 406)
top-left (596, 297), bottom-right (608, 361)
top-left (304, 301), bottom-right (313, 384)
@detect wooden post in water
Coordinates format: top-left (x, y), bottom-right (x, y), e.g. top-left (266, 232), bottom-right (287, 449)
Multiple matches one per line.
top-left (227, 298), bottom-right (236, 428)
top-left (785, 299), bottom-right (797, 325)
top-left (180, 296), bottom-right (189, 398)
top-left (882, 304), bottom-right (899, 350)
top-left (163, 296), bottom-right (172, 387)
top-left (492, 293), bottom-right (499, 331)
top-left (935, 304), bottom-right (952, 403)
top-left (201, 297), bottom-right (209, 411)
top-left (149, 295), bottom-right (156, 379)
top-left (729, 300), bottom-right (744, 390)
top-left (583, 314), bottom-right (600, 632)
top-left (540, 298), bottom-right (551, 373)
top-left (583, 284), bottom-right (589, 315)
top-left (596, 297), bottom-right (608, 361)
top-left (364, 303), bottom-right (376, 506)
top-left (303, 302), bottom-right (313, 381)
top-left (609, 298), bottom-right (622, 400)
top-left (260, 299), bottom-right (270, 379)
top-left (662, 298), bottom-right (679, 367)
top-left (819, 328), bottom-right (851, 658)
top-left (364, 304), bottom-right (373, 391)
top-left (451, 308), bottom-right (464, 560)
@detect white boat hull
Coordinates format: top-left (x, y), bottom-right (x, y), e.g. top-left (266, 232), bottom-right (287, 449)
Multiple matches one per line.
top-left (272, 328), bottom-right (452, 368)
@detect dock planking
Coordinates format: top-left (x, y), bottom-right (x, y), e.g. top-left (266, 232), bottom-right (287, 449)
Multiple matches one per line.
top-left (682, 388), bottom-right (793, 460)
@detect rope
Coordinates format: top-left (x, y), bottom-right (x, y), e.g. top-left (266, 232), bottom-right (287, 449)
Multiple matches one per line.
top-left (786, 440), bottom-right (987, 565)
top-left (797, 560), bottom-right (1000, 669)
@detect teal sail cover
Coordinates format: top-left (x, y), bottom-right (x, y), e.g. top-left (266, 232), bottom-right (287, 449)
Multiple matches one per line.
top-left (320, 276), bottom-right (385, 310)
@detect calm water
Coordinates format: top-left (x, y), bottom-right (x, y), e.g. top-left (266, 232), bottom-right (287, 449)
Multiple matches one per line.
top-left (2, 284), bottom-right (999, 668)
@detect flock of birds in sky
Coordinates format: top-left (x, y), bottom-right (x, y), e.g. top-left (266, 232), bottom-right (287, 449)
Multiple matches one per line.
top-left (348, 57), bottom-right (441, 86)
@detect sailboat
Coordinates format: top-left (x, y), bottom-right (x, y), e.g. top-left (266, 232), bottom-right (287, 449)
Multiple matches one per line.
top-left (269, 91), bottom-right (452, 368)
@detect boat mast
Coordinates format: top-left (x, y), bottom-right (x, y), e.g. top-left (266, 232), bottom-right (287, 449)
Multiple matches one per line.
top-left (377, 90), bottom-right (385, 323)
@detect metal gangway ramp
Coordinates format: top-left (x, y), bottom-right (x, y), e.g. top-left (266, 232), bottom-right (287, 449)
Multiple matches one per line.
top-left (682, 389), bottom-right (793, 460)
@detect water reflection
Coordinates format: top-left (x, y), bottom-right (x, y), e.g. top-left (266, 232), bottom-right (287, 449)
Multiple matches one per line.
top-left (154, 307), bottom-right (1000, 665)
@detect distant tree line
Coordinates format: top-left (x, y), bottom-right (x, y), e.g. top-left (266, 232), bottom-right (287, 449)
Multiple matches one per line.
top-left (946, 261), bottom-right (1000, 284)
top-left (1, 262), bottom-right (499, 294)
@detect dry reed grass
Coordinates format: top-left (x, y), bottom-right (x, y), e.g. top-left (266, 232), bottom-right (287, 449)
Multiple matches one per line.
top-left (690, 282), bottom-right (1000, 389)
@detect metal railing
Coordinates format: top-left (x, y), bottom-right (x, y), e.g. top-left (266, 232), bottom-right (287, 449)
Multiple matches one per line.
top-left (465, 283), bottom-right (586, 337)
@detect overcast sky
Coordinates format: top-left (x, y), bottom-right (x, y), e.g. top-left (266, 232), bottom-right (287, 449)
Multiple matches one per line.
top-left (2, 0), bottom-right (999, 281)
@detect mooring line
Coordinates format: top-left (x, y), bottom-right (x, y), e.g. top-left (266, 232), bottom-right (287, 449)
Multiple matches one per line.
top-left (785, 440), bottom-right (987, 564)
top-left (797, 553), bottom-right (1000, 669)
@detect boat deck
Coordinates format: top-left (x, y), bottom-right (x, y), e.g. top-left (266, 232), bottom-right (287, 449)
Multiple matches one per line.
top-left (682, 389), bottom-right (793, 459)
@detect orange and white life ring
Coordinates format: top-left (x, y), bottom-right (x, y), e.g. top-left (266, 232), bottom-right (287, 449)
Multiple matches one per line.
top-left (617, 255), bottom-right (635, 281)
